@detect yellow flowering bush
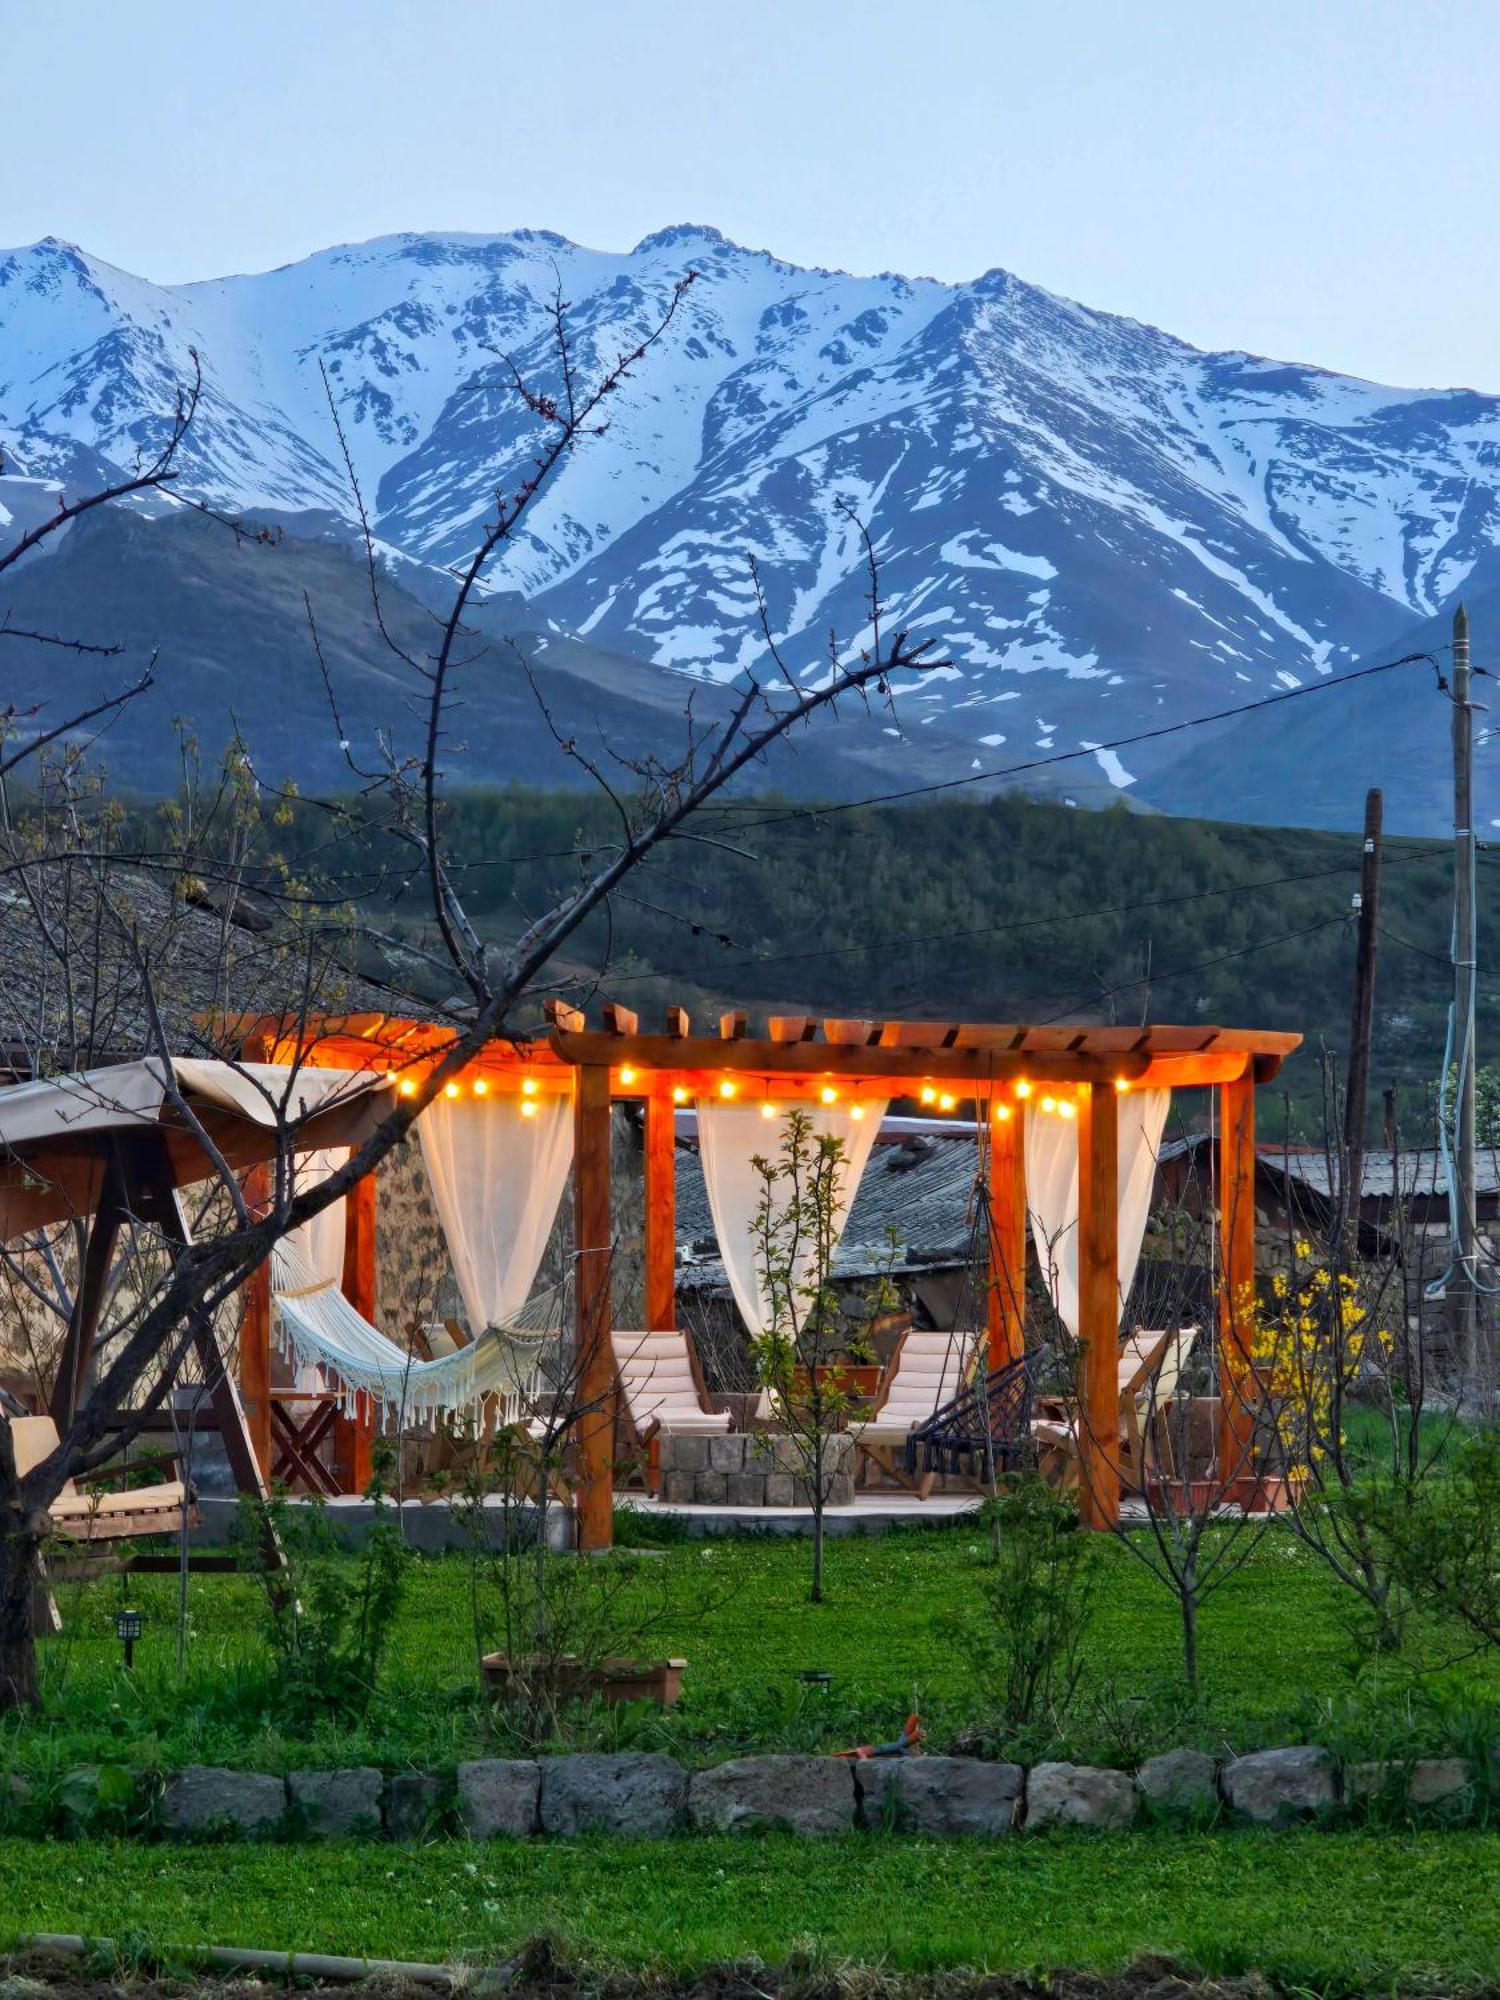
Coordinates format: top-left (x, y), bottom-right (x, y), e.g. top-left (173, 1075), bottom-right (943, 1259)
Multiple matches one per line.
top-left (1249, 1240), bottom-right (1394, 1480)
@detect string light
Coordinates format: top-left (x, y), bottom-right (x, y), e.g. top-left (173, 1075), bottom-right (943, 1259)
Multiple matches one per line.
top-left (850, 1103), bottom-right (866, 1121)
top-left (760, 1101), bottom-right (778, 1120)
top-left (1014, 1080), bottom-right (1033, 1100)
top-left (1057, 1098), bottom-right (1077, 1120)
top-left (820, 1085), bottom-right (838, 1105)
top-left (472, 1078), bottom-right (489, 1097)
top-left (994, 1102), bottom-right (1013, 1122)
top-left (522, 1077), bottom-right (539, 1097)
top-left (398, 1078), bottom-right (417, 1098)
top-left (719, 1080), bottom-right (737, 1099)
top-left (619, 1066), bottom-right (637, 1086)
top-left (1040, 1095), bottom-right (1057, 1115)
top-left (1114, 1077), bottom-right (1131, 1093)
top-left (521, 1099), bottom-right (538, 1119)
top-left (444, 1081), bottom-right (461, 1099)
top-left (938, 1092), bottom-right (956, 1112)
top-left (920, 1084), bottom-right (937, 1105)
top-left (672, 1085), bottom-right (689, 1104)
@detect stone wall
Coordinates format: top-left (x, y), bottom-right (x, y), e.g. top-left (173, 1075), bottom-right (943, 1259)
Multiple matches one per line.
top-left (658, 1431), bottom-right (855, 1508)
top-left (23, 1740), bottom-right (1483, 1841)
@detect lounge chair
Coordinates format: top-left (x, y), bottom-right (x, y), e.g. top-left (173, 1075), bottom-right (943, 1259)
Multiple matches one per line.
top-left (612, 1330), bottom-right (731, 1493)
top-left (1032, 1327), bottom-right (1197, 1490)
top-left (11, 1414), bottom-right (197, 1542)
top-left (854, 1328), bottom-right (981, 1496)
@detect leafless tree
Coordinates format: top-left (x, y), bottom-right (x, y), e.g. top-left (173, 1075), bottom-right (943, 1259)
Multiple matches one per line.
top-left (0, 272), bottom-right (945, 1707)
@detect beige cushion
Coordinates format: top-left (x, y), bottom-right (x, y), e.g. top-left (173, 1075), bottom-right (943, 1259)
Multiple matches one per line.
top-left (612, 1331), bottom-right (732, 1435)
top-left (49, 1480), bottom-right (187, 1519)
top-left (11, 1415), bottom-right (72, 1488)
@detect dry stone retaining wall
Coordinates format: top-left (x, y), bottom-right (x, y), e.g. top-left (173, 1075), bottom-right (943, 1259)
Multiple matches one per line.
top-left (24, 1743), bottom-right (1491, 1840)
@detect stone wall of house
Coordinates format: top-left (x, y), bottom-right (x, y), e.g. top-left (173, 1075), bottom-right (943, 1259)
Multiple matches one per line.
top-left (375, 1104), bottom-right (646, 1343)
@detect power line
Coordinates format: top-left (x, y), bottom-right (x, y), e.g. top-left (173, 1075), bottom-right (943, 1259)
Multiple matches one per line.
top-left (702, 646), bottom-right (1453, 832)
top-left (1034, 913), bottom-right (1354, 1025)
top-left (596, 851), bottom-right (1410, 992)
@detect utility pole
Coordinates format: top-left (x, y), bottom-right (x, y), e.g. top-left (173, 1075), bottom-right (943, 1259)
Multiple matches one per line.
top-left (1343, 787), bottom-right (1383, 1240)
top-left (1451, 602), bottom-right (1480, 1383)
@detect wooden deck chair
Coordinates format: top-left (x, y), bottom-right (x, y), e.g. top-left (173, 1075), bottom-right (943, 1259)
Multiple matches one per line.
top-left (1119, 1326), bottom-right (1197, 1482)
top-left (854, 1328), bottom-right (980, 1497)
top-left (1031, 1327), bottom-right (1196, 1491)
top-left (611, 1329), bottom-right (731, 1494)
top-left (12, 1415), bottom-right (197, 1543)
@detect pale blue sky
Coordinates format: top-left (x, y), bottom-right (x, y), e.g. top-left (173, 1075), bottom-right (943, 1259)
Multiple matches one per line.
top-left (4, 0), bottom-right (1496, 390)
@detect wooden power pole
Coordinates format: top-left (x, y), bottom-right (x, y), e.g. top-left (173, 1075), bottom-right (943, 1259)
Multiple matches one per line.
top-left (1343, 787), bottom-right (1383, 1237)
top-left (1451, 602), bottom-right (1480, 1380)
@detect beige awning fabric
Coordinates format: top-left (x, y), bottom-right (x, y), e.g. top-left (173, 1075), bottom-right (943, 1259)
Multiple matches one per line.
top-left (0, 1060), bottom-right (381, 1151)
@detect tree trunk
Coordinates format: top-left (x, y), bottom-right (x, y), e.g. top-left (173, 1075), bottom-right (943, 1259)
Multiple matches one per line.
top-left (0, 1507), bottom-right (42, 1712)
top-left (1179, 1566), bottom-right (1199, 1694)
top-left (809, 1434), bottom-right (825, 1603)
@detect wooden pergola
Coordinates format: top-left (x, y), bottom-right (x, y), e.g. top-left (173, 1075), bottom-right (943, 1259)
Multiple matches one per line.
top-left (266, 1006), bottom-right (1300, 1548)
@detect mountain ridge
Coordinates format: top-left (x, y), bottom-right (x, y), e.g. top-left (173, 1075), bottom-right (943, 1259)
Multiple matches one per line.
top-left (3, 224), bottom-right (1499, 827)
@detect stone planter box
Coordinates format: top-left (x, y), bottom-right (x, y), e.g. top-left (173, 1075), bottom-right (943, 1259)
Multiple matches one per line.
top-left (658, 1431), bottom-right (855, 1507)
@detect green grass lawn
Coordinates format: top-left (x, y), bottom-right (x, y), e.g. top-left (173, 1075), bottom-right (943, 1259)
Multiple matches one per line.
top-left (9, 1518), bottom-right (1497, 1779)
top-left (4, 1830), bottom-right (1500, 1983)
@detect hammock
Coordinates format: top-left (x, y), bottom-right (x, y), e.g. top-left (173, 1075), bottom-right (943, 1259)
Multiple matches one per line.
top-left (270, 1239), bottom-right (562, 1428)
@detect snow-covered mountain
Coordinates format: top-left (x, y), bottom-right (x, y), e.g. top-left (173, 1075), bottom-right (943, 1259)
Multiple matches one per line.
top-left (3, 225), bottom-right (1498, 809)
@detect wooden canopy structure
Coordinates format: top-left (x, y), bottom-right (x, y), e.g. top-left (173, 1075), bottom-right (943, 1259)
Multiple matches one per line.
top-left (262, 1005), bottom-right (1300, 1547)
top-left (0, 1062), bottom-right (393, 1520)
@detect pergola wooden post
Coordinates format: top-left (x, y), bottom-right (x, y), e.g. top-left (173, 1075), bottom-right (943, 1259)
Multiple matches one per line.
top-left (574, 1063), bottom-right (616, 1551)
top-left (644, 1078), bottom-right (677, 1332)
top-left (985, 1109), bottom-right (1027, 1368)
top-left (1216, 1071), bottom-right (1258, 1485)
top-left (1076, 1082), bottom-right (1121, 1529)
top-left (334, 1171), bottom-right (378, 1493)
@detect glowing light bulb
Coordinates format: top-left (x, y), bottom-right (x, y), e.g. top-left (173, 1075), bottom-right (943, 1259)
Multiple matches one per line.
top-left (1040, 1095), bottom-right (1057, 1115)
top-left (994, 1102), bottom-right (1013, 1122)
top-left (760, 1101), bottom-right (777, 1120)
top-left (850, 1103), bottom-right (866, 1121)
top-left (1014, 1080), bottom-right (1032, 1100)
top-left (719, 1080), bottom-right (737, 1100)
top-left (672, 1085), bottom-right (689, 1105)
top-left (820, 1086), bottom-right (838, 1106)
top-left (619, 1066), bottom-right (637, 1086)
top-left (472, 1078), bottom-right (489, 1097)
top-left (938, 1092), bottom-right (956, 1112)
top-left (522, 1077), bottom-right (538, 1097)
top-left (398, 1078), bottom-right (417, 1098)
top-left (920, 1085), bottom-right (937, 1106)
top-left (1058, 1099), bottom-right (1077, 1120)
top-left (521, 1099), bottom-right (537, 1119)
top-left (444, 1081), bottom-right (461, 1099)
top-left (1114, 1076), bottom-right (1131, 1094)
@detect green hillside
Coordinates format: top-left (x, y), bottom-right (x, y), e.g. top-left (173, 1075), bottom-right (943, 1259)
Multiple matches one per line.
top-left (277, 787), bottom-right (1494, 1128)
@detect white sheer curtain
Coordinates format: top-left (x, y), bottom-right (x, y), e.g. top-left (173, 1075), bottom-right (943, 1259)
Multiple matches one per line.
top-left (1025, 1088), bottom-right (1171, 1337)
top-left (287, 1148), bottom-right (348, 1289)
top-left (697, 1100), bottom-right (888, 1339)
top-left (282, 1149), bottom-right (349, 1393)
top-left (418, 1088), bottom-right (574, 1334)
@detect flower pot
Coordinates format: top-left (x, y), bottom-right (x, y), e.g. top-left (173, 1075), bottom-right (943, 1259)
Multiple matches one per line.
top-left (1143, 1477), bottom-right (1232, 1516)
top-left (481, 1652), bottom-right (687, 1707)
top-left (1228, 1473), bottom-right (1305, 1514)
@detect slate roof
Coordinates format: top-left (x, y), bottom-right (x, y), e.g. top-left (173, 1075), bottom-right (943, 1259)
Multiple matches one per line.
top-left (676, 1130), bottom-right (985, 1287)
top-left (1162, 1133), bottom-right (1500, 1201)
top-left (0, 862), bottom-right (431, 1072)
